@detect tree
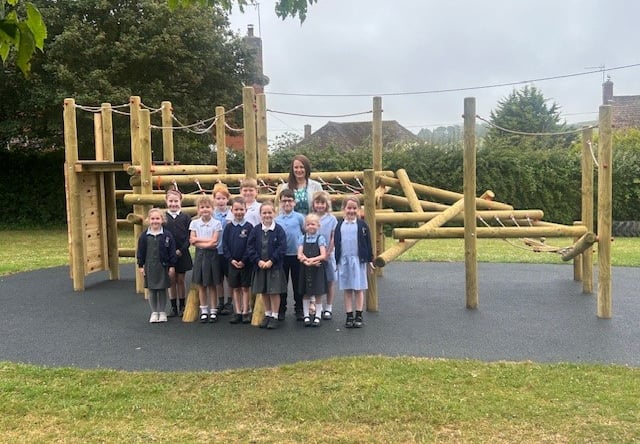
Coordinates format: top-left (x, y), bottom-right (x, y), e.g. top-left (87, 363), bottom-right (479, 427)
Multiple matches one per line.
top-left (1, 0), bottom-right (315, 77)
top-left (169, 0), bottom-right (317, 22)
top-left (484, 85), bottom-right (576, 150)
top-left (0, 0), bottom-right (253, 161)
top-left (0, 1), bottom-right (46, 76)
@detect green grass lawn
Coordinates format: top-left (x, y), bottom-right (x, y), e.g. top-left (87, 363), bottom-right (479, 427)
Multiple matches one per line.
top-left (1, 229), bottom-right (639, 442)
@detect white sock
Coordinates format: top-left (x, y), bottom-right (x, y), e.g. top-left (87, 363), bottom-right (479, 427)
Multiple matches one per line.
top-left (302, 299), bottom-right (310, 316)
top-left (325, 303), bottom-right (333, 313)
top-left (265, 310), bottom-right (272, 318)
top-left (200, 305), bottom-right (208, 314)
top-left (315, 303), bottom-right (323, 319)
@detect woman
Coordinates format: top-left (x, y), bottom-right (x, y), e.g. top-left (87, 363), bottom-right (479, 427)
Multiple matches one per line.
top-left (278, 154), bottom-right (323, 215)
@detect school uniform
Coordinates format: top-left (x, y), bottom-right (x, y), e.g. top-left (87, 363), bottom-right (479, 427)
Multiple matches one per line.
top-left (247, 222), bottom-right (287, 294)
top-left (189, 217), bottom-right (223, 286)
top-left (164, 211), bottom-right (193, 273)
top-left (297, 233), bottom-right (328, 296)
top-left (334, 218), bottom-right (373, 291)
top-left (223, 219), bottom-right (253, 288)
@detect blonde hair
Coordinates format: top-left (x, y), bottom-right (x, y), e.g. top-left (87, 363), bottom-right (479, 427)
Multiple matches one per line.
top-left (312, 191), bottom-right (332, 211)
top-left (212, 182), bottom-right (230, 198)
top-left (305, 213), bottom-right (320, 225)
top-left (341, 195), bottom-right (360, 209)
top-left (259, 199), bottom-right (275, 213)
top-left (240, 178), bottom-right (258, 190)
top-left (165, 188), bottom-right (182, 200)
top-left (146, 207), bottom-right (165, 223)
top-left (195, 195), bottom-right (214, 208)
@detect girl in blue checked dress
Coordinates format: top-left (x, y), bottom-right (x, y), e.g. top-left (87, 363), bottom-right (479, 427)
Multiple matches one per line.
top-left (334, 196), bottom-right (374, 328)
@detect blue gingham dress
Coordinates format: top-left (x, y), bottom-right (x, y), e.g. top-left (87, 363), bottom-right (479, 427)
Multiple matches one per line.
top-left (336, 221), bottom-right (368, 291)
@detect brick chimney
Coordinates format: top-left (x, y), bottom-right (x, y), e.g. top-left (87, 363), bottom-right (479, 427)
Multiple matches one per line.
top-left (304, 124), bottom-right (312, 138)
top-left (243, 24), bottom-right (269, 94)
top-left (602, 77), bottom-right (613, 105)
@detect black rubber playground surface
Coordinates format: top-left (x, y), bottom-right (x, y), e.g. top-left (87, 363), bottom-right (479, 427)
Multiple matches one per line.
top-left (1, 262), bottom-right (638, 371)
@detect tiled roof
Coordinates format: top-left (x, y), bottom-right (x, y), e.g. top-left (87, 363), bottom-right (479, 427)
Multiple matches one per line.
top-left (611, 95), bottom-right (640, 128)
top-left (297, 120), bottom-right (420, 150)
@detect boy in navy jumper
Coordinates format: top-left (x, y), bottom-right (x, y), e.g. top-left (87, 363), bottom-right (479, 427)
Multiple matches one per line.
top-left (222, 197), bottom-right (253, 324)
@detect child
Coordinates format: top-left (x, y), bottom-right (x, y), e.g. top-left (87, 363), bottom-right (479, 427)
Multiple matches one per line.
top-left (189, 195), bottom-right (223, 323)
top-left (240, 177), bottom-right (262, 227)
top-left (297, 213), bottom-right (328, 327)
top-left (312, 191), bottom-right (338, 320)
top-left (223, 197), bottom-right (253, 324)
top-left (334, 196), bottom-right (374, 328)
top-left (275, 189), bottom-right (305, 321)
top-left (137, 208), bottom-right (177, 323)
top-left (163, 188), bottom-right (193, 317)
top-left (212, 183), bottom-right (234, 316)
top-left (247, 200), bottom-right (287, 330)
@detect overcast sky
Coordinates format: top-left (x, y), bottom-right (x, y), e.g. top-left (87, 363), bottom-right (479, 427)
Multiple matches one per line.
top-left (228, 0), bottom-right (640, 140)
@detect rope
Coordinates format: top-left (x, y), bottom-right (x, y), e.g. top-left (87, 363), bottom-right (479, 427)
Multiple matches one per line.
top-left (477, 115), bottom-right (596, 136)
top-left (224, 122), bottom-right (244, 132)
top-left (267, 109), bottom-right (373, 118)
top-left (587, 140), bottom-right (600, 167)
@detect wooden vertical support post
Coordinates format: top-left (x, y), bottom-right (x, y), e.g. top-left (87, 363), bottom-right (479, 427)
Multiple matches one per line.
top-left (463, 97), bottom-right (478, 309)
top-left (256, 93), bottom-right (269, 174)
top-left (101, 103), bottom-right (119, 280)
top-left (130, 96), bottom-right (144, 293)
top-left (597, 106), bottom-right (612, 318)
top-left (161, 101), bottom-right (174, 163)
top-left (581, 127), bottom-right (594, 293)
top-left (372, 97), bottom-right (384, 276)
top-left (243, 86), bottom-right (257, 179)
top-left (372, 96), bottom-right (382, 171)
top-left (215, 106), bottom-right (227, 175)
top-left (364, 169), bottom-right (378, 312)
top-left (140, 110), bottom-right (153, 205)
top-left (94, 114), bottom-right (104, 161)
top-left (64, 98), bottom-right (85, 291)
top-left (572, 221), bottom-right (583, 281)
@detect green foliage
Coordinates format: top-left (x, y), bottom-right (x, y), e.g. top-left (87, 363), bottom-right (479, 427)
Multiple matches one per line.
top-left (0, 149), bottom-right (65, 225)
top-left (0, 0), bottom-right (47, 76)
top-left (485, 85), bottom-right (577, 150)
top-left (0, 0), bottom-right (251, 158)
top-left (168, 0), bottom-right (318, 22)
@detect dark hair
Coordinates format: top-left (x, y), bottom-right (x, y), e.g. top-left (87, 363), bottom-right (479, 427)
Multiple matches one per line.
top-left (231, 196), bottom-right (245, 207)
top-left (287, 154), bottom-right (312, 190)
top-left (279, 189), bottom-right (295, 200)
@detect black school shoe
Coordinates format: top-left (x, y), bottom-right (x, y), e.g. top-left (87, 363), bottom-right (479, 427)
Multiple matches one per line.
top-left (353, 315), bottom-right (363, 328)
top-left (345, 317), bottom-right (355, 329)
top-left (266, 316), bottom-right (279, 329)
top-left (229, 313), bottom-right (242, 324)
top-left (242, 313), bottom-right (252, 324)
top-left (259, 316), bottom-right (270, 329)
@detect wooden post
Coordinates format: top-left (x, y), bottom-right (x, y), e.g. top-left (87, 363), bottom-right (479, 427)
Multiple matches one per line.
top-left (372, 96), bottom-right (382, 172)
top-left (101, 103), bottom-right (119, 280)
top-left (243, 86), bottom-right (257, 179)
top-left (256, 93), bottom-right (269, 174)
top-left (581, 127), bottom-right (594, 293)
top-left (161, 101), bottom-right (174, 163)
top-left (93, 114), bottom-right (104, 161)
top-left (597, 105), bottom-right (612, 318)
top-left (364, 169), bottom-right (378, 311)
top-left (64, 98), bottom-right (85, 290)
top-left (130, 96), bottom-right (144, 293)
top-left (572, 221), bottom-right (583, 280)
top-left (215, 106), bottom-right (227, 174)
top-left (463, 97), bottom-right (478, 309)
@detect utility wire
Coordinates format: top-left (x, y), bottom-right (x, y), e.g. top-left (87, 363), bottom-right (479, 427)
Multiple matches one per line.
top-left (266, 63), bottom-right (640, 97)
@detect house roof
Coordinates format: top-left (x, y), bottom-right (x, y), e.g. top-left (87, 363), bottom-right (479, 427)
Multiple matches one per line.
top-left (611, 95), bottom-right (640, 128)
top-left (298, 120), bottom-right (420, 150)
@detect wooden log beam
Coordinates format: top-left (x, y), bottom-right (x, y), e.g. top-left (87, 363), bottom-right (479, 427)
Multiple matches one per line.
top-left (393, 225), bottom-right (588, 239)
top-left (382, 193), bottom-right (449, 211)
top-left (561, 232), bottom-right (597, 262)
top-left (129, 170), bottom-right (394, 187)
top-left (378, 175), bottom-right (513, 210)
top-left (375, 209), bottom-right (544, 224)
